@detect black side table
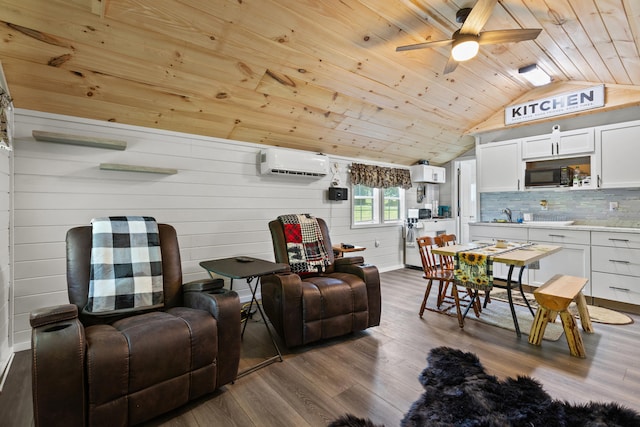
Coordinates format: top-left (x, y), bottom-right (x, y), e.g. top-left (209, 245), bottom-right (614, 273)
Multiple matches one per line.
top-left (199, 256), bottom-right (289, 377)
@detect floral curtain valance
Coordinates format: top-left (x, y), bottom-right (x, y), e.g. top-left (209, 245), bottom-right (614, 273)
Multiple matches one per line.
top-left (0, 86), bottom-right (13, 150)
top-left (350, 163), bottom-right (412, 189)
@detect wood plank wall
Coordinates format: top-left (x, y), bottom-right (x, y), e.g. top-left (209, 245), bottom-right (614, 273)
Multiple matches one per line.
top-left (10, 109), bottom-right (406, 350)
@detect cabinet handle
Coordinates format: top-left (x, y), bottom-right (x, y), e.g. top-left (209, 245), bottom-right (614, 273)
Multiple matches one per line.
top-left (609, 259), bottom-right (630, 264)
top-left (597, 174), bottom-right (601, 188)
top-left (551, 143), bottom-right (554, 156)
top-left (609, 286), bottom-right (631, 292)
top-left (517, 178), bottom-right (520, 191)
top-left (555, 142), bottom-right (559, 155)
top-left (608, 238), bottom-right (630, 242)
top-left (548, 234), bottom-right (565, 238)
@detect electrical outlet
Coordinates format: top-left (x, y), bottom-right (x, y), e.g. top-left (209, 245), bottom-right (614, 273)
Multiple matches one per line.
top-left (609, 201), bottom-right (619, 211)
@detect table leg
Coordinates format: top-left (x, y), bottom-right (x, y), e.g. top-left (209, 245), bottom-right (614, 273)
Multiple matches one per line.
top-left (461, 289), bottom-right (479, 320)
top-left (505, 264), bottom-right (521, 337)
top-left (240, 277), bottom-right (257, 338)
top-left (237, 276), bottom-right (283, 378)
top-left (517, 266), bottom-right (535, 316)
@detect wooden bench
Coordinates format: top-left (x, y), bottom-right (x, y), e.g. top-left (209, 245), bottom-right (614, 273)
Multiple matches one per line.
top-left (528, 274), bottom-right (594, 358)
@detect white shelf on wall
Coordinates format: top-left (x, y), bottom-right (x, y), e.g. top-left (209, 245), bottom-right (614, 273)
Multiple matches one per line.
top-left (32, 130), bottom-right (127, 150)
top-left (99, 163), bottom-right (178, 175)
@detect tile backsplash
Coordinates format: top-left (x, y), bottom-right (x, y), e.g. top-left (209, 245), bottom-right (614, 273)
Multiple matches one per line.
top-left (480, 188), bottom-right (640, 228)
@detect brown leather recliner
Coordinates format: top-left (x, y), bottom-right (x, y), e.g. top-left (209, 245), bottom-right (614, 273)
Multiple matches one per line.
top-left (30, 224), bottom-right (242, 427)
top-left (261, 217), bottom-right (381, 347)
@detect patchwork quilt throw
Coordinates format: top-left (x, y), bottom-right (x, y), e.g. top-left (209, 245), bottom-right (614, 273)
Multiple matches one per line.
top-left (278, 214), bottom-right (330, 274)
top-left (86, 216), bottom-right (164, 313)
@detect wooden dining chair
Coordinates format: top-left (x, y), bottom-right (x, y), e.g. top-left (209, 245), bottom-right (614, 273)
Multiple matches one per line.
top-left (435, 233), bottom-right (457, 308)
top-left (417, 236), bottom-right (464, 327)
top-left (438, 233), bottom-right (457, 270)
top-left (435, 234), bottom-right (479, 312)
top-left (417, 235), bottom-right (481, 328)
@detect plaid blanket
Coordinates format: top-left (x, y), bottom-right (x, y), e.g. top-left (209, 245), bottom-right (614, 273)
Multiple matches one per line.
top-left (86, 216), bottom-right (164, 313)
top-left (278, 214), bottom-right (330, 274)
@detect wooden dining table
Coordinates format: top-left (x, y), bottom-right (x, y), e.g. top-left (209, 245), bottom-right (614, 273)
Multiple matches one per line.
top-left (432, 241), bottom-right (562, 337)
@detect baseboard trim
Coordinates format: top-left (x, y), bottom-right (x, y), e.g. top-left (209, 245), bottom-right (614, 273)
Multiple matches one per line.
top-left (0, 352), bottom-right (15, 393)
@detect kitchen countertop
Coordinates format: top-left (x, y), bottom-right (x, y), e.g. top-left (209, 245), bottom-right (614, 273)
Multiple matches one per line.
top-left (471, 221), bottom-right (640, 233)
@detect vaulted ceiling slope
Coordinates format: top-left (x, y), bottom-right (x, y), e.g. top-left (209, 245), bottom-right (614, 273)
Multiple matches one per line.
top-left (2, 0), bottom-right (640, 165)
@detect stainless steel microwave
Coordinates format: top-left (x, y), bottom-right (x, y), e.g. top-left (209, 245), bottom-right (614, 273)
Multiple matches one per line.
top-left (525, 166), bottom-right (573, 188)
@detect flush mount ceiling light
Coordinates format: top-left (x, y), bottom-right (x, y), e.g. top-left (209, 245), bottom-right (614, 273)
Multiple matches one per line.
top-left (519, 64), bottom-right (551, 86)
top-left (451, 32), bottom-right (480, 62)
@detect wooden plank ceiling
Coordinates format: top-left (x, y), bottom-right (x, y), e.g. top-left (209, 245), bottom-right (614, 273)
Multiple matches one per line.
top-left (1, 0), bottom-right (640, 165)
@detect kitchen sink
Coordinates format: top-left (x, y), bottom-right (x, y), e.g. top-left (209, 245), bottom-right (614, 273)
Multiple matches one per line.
top-left (523, 220), bottom-right (574, 226)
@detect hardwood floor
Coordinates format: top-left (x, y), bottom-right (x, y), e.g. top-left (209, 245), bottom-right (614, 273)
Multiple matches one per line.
top-left (3, 268), bottom-right (640, 426)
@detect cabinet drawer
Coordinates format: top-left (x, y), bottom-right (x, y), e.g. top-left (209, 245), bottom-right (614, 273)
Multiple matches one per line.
top-left (528, 227), bottom-right (590, 245)
top-left (469, 225), bottom-right (527, 242)
top-left (592, 231), bottom-right (640, 249)
top-left (591, 246), bottom-right (640, 276)
top-left (591, 271), bottom-right (640, 305)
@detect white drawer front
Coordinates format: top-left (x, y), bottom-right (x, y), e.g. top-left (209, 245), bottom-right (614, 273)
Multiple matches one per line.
top-left (591, 271), bottom-right (640, 305)
top-left (528, 228), bottom-right (590, 245)
top-left (469, 225), bottom-right (527, 242)
top-left (592, 231), bottom-right (640, 249)
top-left (591, 246), bottom-right (640, 276)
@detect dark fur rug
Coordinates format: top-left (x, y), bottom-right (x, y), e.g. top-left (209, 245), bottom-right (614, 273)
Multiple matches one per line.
top-left (329, 346), bottom-right (640, 427)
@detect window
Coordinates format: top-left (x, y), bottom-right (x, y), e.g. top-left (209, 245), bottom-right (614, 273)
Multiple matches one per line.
top-left (353, 184), bottom-right (404, 226)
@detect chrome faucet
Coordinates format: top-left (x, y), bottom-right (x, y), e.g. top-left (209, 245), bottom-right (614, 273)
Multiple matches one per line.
top-left (502, 208), bottom-right (513, 223)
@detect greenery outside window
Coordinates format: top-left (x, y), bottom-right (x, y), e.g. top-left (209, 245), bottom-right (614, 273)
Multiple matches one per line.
top-left (352, 184), bottom-right (404, 226)
top-left (349, 162), bottom-right (411, 227)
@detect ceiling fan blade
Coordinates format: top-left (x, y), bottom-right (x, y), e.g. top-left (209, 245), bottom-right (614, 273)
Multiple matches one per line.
top-left (396, 39), bottom-right (453, 52)
top-left (478, 28), bottom-right (542, 45)
top-left (443, 56), bottom-right (459, 74)
top-left (460, 0), bottom-right (498, 35)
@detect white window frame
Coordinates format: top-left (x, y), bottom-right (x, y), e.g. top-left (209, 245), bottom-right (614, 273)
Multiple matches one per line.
top-left (352, 184), bottom-right (405, 228)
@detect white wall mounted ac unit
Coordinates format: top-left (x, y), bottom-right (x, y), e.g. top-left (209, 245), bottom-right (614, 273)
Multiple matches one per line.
top-left (260, 148), bottom-right (329, 177)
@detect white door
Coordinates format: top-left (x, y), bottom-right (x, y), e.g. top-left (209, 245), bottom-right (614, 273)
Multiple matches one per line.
top-left (455, 158), bottom-right (477, 244)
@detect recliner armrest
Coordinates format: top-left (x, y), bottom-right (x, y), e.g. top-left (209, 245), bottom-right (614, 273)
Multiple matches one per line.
top-left (31, 304), bottom-right (86, 427)
top-left (183, 289), bottom-right (241, 386)
top-left (334, 256), bottom-right (365, 266)
top-left (334, 260), bottom-right (381, 327)
top-left (183, 278), bottom-right (225, 293)
top-left (30, 304), bottom-right (78, 328)
top-left (183, 288), bottom-right (238, 320)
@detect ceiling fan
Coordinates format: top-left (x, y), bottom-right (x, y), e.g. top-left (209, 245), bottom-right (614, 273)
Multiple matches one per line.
top-left (396, 0), bottom-right (542, 74)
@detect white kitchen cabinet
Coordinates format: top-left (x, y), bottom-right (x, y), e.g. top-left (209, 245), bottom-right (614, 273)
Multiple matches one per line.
top-left (405, 219), bottom-right (456, 268)
top-left (468, 224), bottom-right (640, 307)
top-left (591, 230), bottom-right (640, 305)
top-left (477, 139), bottom-right (523, 192)
top-left (410, 164), bottom-right (446, 183)
top-left (522, 128), bottom-right (594, 160)
top-left (527, 227), bottom-right (591, 295)
top-left (468, 224), bottom-right (528, 280)
top-left (594, 120), bottom-right (640, 188)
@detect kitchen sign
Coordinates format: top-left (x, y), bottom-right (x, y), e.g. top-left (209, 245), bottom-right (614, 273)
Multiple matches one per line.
top-left (505, 84), bottom-right (604, 125)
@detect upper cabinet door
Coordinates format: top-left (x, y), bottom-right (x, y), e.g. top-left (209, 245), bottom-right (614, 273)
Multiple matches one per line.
top-left (522, 128), bottom-right (594, 160)
top-left (477, 138), bottom-right (522, 192)
top-left (596, 120), bottom-right (640, 188)
top-left (410, 164), bottom-right (446, 183)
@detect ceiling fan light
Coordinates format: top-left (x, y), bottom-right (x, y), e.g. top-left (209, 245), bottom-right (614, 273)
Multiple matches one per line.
top-left (518, 64), bottom-right (551, 86)
top-left (451, 38), bottom-right (479, 62)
